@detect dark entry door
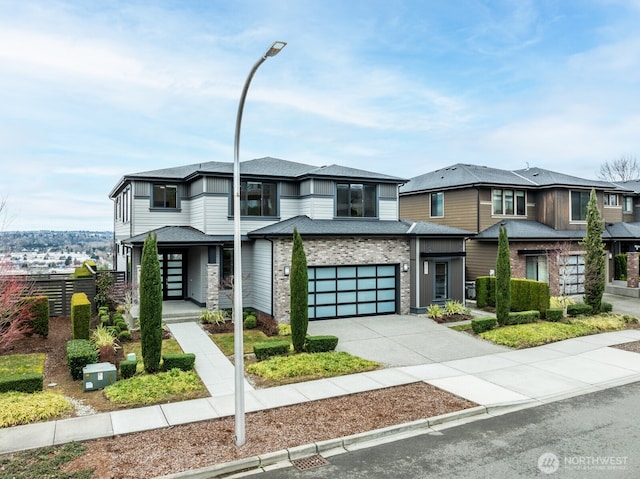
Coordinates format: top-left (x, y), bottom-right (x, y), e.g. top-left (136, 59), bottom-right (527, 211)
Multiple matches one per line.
top-left (158, 251), bottom-right (186, 300)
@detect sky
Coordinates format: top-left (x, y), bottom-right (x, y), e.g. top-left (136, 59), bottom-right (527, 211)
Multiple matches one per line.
top-left (1, 0), bottom-right (640, 231)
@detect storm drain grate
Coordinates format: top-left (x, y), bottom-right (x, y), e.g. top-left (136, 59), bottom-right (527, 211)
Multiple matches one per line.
top-left (291, 454), bottom-right (330, 471)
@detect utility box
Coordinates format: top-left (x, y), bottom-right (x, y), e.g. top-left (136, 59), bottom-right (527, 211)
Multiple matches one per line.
top-left (83, 362), bottom-right (117, 392)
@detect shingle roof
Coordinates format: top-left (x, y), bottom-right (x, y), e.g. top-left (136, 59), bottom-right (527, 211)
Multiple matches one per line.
top-left (513, 167), bottom-right (617, 189)
top-left (474, 220), bottom-right (591, 241)
top-left (613, 179), bottom-right (640, 194)
top-left (604, 221), bottom-right (640, 240)
top-left (124, 226), bottom-right (234, 245)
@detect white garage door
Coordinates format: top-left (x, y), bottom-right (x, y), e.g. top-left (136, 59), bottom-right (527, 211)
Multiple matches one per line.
top-left (308, 264), bottom-right (398, 320)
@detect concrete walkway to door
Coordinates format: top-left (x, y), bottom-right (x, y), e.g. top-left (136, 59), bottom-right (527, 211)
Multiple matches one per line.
top-left (308, 313), bottom-right (509, 367)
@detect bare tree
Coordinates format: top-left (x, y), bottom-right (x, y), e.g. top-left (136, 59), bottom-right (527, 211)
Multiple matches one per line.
top-left (598, 155), bottom-right (640, 182)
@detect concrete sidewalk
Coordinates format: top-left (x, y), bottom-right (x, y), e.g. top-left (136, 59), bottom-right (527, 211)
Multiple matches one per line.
top-left (2, 321), bottom-right (640, 456)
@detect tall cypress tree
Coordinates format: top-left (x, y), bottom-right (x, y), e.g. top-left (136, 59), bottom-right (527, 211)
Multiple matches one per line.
top-left (290, 228), bottom-right (308, 353)
top-left (139, 233), bottom-right (163, 373)
top-left (582, 189), bottom-right (605, 312)
top-left (496, 224), bottom-right (511, 326)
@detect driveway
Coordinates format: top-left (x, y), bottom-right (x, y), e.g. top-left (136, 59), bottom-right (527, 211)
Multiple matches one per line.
top-left (308, 314), bottom-right (509, 367)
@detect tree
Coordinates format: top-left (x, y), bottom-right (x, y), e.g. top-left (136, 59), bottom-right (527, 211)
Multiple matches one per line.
top-left (495, 224), bottom-right (511, 326)
top-left (290, 228), bottom-right (308, 353)
top-left (598, 155), bottom-right (640, 182)
top-left (0, 262), bottom-right (35, 350)
top-left (139, 233), bottom-right (163, 373)
top-left (581, 189), bottom-right (605, 312)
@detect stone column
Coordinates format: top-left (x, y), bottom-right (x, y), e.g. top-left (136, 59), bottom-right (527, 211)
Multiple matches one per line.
top-left (627, 252), bottom-right (639, 288)
top-left (206, 264), bottom-right (219, 310)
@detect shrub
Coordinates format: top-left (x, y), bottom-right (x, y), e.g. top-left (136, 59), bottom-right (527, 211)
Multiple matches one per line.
top-left (71, 292), bottom-right (91, 340)
top-left (139, 233), bottom-right (163, 373)
top-left (510, 279), bottom-right (549, 315)
top-left (277, 323), bottom-right (291, 336)
top-left (550, 296), bottom-right (575, 309)
top-left (0, 373), bottom-right (43, 394)
top-left (546, 308), bottom-right (564, 322)
top-left (304, 335), bottom-right (339, 353)
top-left (118, 330), bottom-right (132, 342)
top-left (200, 309), bottom-right (227, 325)
top-left (567, 303), bottom-right (593, 317)
top-left (66, 339), bottom-right (98, 380)
top-left (444, 300), bottom-right (467, 316)
top-left (614, 253), bottom-right (627, 280)
top-left (471, 317), bottom-right (497, 334)
top-left (119, 359), bottom-right (137, 379)
top-left (253, 340), bottom-right (290, 361)
top-left (475, 276), bottom-right (495, 308)
top-left (290, 227), bottom-right (309, 353)
top-left (162, 353), bottom-right (196, 372)
top-left (600, 302), bottom-right (613, 313)
top-left (507, 310), bottom-right (540, 325)
top-left (98, 306), bottom-right (109, 317)
top-left (115, 320), bottom-right (128, 332)
top-left (243, 314), bottom-right (257, 329)
top-left (426, 304), bottom-right (444, 320)
top-left (24, 296), bottom-right (49, 337)
top-left (92, 325), bottom-right (120, 363)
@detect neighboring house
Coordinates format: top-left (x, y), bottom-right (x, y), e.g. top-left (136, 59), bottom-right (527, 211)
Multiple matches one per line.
top-left (399, 163), bottom-right (640, 296)
top-left (109, 157), bottom-right (471, 322)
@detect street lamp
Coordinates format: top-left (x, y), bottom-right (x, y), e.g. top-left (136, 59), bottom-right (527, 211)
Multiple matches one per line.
top-left (233, 40), bottom-right (286, 446)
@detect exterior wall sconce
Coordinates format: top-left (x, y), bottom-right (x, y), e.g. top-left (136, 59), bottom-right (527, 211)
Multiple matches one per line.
top-left (402, 263), bottom-right (409, 272)
top-left (284, 266), bottom-right (290, 276)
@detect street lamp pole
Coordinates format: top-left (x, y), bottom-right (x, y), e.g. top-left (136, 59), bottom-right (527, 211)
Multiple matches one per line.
top-left (233, 41), bottom-right (286, 447)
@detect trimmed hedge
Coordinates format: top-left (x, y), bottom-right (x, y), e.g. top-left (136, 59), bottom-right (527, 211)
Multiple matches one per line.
top-left (119, 360), bottom-right (137, 379)
top-left (475, 277), bottom-right (549, 314)
top-left (253, 341), bottom-right (290, 361)
top-left (162, 353), bottom-right (196, 372)
top-left (600, 302), bottom-right (613, 313)
top-left (71, 292), bottom-right (91, 340)
top-left (66, 339), bottom-right (98, 380)
top-left (506, 310), bottom-right (540, 325)
top-left (475, 276), bottom-right (495, 309)
top-left (546, 308), bottom-right (564, 322)
top-left (471, 317), bottom-right (497, 334)
top-left (24, 295), bottom-right (49, 337)
top-left (0, 373), bottom-right (43, 394)
top-left (304, 335), bottom-right (339, 353)
top-left (567, 303), bottom-right (593, 317)
top-left (243, 315), bottom-right (257, 329)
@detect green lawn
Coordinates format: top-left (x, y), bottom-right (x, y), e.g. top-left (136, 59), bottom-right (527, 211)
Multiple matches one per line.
top-left (123, 338), bottom-right (183, 373)
top-left (0, 353), bottom-right (45, 376)
top-left (104, 369), bottom-right (203, 405)
top-left (210, 330), bottom-right (289, 356)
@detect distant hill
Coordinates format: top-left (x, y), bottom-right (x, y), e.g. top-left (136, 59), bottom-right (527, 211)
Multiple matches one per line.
top-left (0, 230), bottom-right (112, 254)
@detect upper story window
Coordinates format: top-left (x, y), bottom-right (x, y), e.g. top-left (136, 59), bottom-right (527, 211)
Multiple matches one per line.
top-left (240, 181), bottom-right (277, 216)
top-left (604, 193), bottom-right (619, 206)
top-left (623, 196), bottom-right (634, 213)
top-left (430, 192), bottom-right (444, 217)
top-left (493, 189), bottom-right (526, 216)
top-left (153, 184), bottom-right (178, 208)
top-left (336, 183), bottom-right (377, 218)
top-left (118, 189), bottom-right (130, 222)
top-left (570, 190), bottom-right (590, 221)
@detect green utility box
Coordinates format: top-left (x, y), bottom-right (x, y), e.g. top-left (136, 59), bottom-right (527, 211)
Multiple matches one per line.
top-left (83, 362), bottom-right (117, 392)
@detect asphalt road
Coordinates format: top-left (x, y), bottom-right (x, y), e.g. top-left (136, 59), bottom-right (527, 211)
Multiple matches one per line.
top-left (259, 382), bottom-right (640, 478)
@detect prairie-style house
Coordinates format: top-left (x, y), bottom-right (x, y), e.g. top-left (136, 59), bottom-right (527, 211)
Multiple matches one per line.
top-left (110, 157), bottom-right (471, 321)
top-left (399, 163), bottom-right (640, 296)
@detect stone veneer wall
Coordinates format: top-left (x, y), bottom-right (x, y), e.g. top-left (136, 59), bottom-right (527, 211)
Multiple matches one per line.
top-left (627, 252), bottom-right (639, 288)
top-left (272, 236), bottom-right (411, 323)
top-left (206, 264), bottom-right (219, 310)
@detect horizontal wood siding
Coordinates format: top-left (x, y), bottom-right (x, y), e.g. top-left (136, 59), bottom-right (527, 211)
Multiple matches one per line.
top-left (465, 241), bottom-right (498, 280)
top-left (400, 189), bottom-right (478, 231)
top-left (603, 206), bottom-right (623, 223)
top-left (251, 240), bottom-right (273, 314)
top-left (203, 197), bottom-right (232, 235)
top-left (190, 197), bottom-right (205, 232)
top-left (378, 198), bottom-right (398, 220)
top-left (309, 197), bottom-right (335, 219)
top-left (280, 198), bottom-right (301, 219)
top-left (132, 199), bottom-right (191, 236)
top-left (399, 194), bottom-right (429, 222)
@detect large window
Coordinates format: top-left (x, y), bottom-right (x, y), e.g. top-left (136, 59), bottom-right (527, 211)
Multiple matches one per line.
top-left (624, 196), bottom-right (634, 213)
top-left (570, 191), bottom-right (590, 221)
top-left (240, 181), bottom-right (277, 216)
top-left (604, 193), bottom-right (619, 206)
top-left (336, 183), bottom-right (377, 218)
top-left (430, 192), bottom-right (444, 217)
top-left (526, 256), bottom-right (548, 283)
top-left (153, 184), bottom-right (178, 208)
top-left (493, 189), bottom-right (525, 216)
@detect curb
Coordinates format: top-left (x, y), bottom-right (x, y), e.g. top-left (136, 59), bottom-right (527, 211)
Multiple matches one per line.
top-left (153, 404), bottom-right (497, 479)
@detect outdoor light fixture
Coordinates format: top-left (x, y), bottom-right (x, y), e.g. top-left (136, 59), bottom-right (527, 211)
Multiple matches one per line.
top-left (284, 266), bottom-right (290, 276)
top-left (403, 263), bottom-right (409, 272)
top-left (232, 40), bottom-right (286, 447)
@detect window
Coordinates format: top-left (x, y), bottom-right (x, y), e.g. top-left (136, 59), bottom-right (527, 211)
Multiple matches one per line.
top-left (336, 183), bottom-right (377, 217)
top-left (493, 189), bottom-right (525, 216)
top-left (240, 181), bottom-right (277, 216)
top-left (624, 196), bottom-right (634, 213)
top-left (570, 191), bottom-right (590, 221)
top-left (434, 262), bottom-right (449, 300)
top-left (153, 184), bottom-right (178, 208)
top-left (430, 192), bottom-right (444, 217)
top-left (222, 247), bottom-right (233, 287)
top-left (526, 256), bottom-right (548, 283)
top-left (604, 193), bottom-right (619, 206)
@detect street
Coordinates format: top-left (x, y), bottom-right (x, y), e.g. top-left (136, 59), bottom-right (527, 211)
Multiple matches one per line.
top-left (259, 381), bottom-right (640, 478)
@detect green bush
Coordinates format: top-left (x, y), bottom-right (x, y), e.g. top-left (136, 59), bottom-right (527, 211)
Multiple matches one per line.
top-left (66, 339), bottom-right (98, 380)
top-left (290, 227), bottom-right (309, 353)
top-left (70, 292), bottom-right (91, 340)
top-left (600, 302), bottom-right (613, 313)
top-left (162, 353), bottom-right (196, 372)
top-left (304, 335), bottom-right (339, 353)
top-left (0, 373), bottom-right (43, 394)
top-left (614, 253), bottom-right (627, 280)
top-left (475, 276), bottom-right (495, 308)
top-left (98, 306), bottom-right (109, 316)
top-left (471, 317), bottom-right (497, 334)
top-left (119, 360), bottom-right (137, 379)
top-left (243, 315), bottom-right (257, 329)
top-left (118, 330), bottom-right (132, 342)
top-left (507, 310), bottom-right (540, 325)
top-left (253, 340), bottom-right (290, 361)
top-left (510, 279), bottom-right (550, 315)
top-left (23, 295), bottom-right (49, 337)
top-left (115, 320), bottom-right (128, 332)
top-left (426, 304), bottom-right (444, 320)
top-left (546, 308), bottom-right (564, 322)
top-left (139, 233), bottom-right (163, 373)
top-left (567, 303), bottom-right (593, 317)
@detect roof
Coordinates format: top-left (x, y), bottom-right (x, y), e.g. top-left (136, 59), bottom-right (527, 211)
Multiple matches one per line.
top-left (613, 179), bottom-right (640, 194)
top-left (110, 157), bottom-right (407, 197)
top-left (248, 215), bottom-right (471, 237)
top-left (400, 163), bottom-right (630, 195)
top-left (123, 226), bottom-right (235, 246)
top-left (604, 221), bottom-right (640, 240)
top-left (474, 220), bottom-right (591, 241)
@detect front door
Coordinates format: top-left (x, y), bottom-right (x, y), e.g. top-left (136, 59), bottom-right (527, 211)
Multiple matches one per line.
top-left (158, 250), bottom-right (186, 300)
